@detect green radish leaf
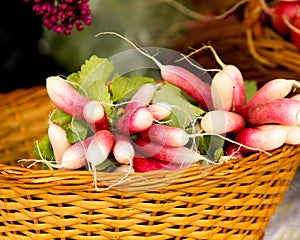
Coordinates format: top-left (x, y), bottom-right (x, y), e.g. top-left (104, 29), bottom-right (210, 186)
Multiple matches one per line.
top-left (33, 135), bottom-right (54, 161)
top-left (65, 119), bottom-right (89, 143)
top-left (50, 109), bottom-right (72, 127)
top-left (244, 80), bottom-right (258, 102)
top-left (68, 55), bottom-right (114, 116)
top-left (153, 84), bottom-right (205, 128)
top-left (110, 76), bottom-right (156, 102)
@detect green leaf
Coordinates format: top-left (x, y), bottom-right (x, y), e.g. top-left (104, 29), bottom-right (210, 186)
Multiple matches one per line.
top-left (244, 80), bottom-right (258, 102)
top-left (65, 119), bottom-right (89, 143)
top-left (153, 84), bottom-right (205, 128)
top-left (110, 76), bottom-right (156, 102)
top-left (50, 109), bottom-right (72, 127)
top-left (68, 55), bottom-right (114, 116)
top-left (33, 135), bottom-right (54, 161)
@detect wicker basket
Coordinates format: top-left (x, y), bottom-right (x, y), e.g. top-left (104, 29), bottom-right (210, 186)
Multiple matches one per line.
top-left (0, 87), bottom-right (300, 239)
top-left (1, 4), bottom-right (300, 236)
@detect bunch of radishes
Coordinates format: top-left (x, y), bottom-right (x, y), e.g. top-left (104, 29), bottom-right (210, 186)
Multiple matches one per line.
top-left (260, 0), bottom-right (300, 50)
top-left (36, 32), bottom-right (300, 176)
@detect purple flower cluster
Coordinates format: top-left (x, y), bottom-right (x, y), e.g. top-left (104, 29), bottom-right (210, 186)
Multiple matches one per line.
top-left (24, 0), bottom-right (92, 35)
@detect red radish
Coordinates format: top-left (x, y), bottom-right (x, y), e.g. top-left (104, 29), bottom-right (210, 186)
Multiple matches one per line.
top-left (117, 107), bottom-right (154, 134)
top-left (132, 155), bottom-right (187, 172)
top-left (247, 98), bottom-right (300, 126)
top-left (195, 45), bottom-right (246, 112)
top-left (134, 138), bottom-right (206, 164)
top-left (211, 71), bottom-right (234, 111)
top-left (139, 124), bottom-right (189, 147)
top-left (86, 130), bottom-right (115, 169)
top-left (96, 32), bottom-right (213, 110)
top-left (59, 137), bottom-right (92, 169)
top-left (83, 100), bottom-right (109, 132)
top-left (225, 143), bottom-right (244, 158)
top-left (260, 0), bottom-right (300, 35)
top-left (112, 134), bottom-right (135, 164)
top-left (257, 124), bottom-right (300, 144)
top-left (200, 110), bottom-right (246, 134)
top-left (289, 17), bottom-right (300, 51)
top-left (46, 76), bottom-right (91, 120)
top-left (47, 121), bottom-right (71, 164)
top-left (147, 102), bottom-right (171, 120)
top-left (235, 127), bottom-right (287, 152)
top-left (239, 78), bottom-right (300, 117)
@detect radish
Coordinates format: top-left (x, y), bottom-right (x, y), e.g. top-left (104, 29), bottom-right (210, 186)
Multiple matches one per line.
top-left (192, 45), bottom-right (246, 112)
top-left (59, 137), bottom-right (92, 169)
top-left (83, 100), bottom-right (109, 132)
top-left (117, 107), bottom-right (154, 134)
top-left (46, 76), bottom-right (91, 120)
top-left (113, 164), bottom-right (135, 173)
top-left (291, 93), bottom-right (300, 101)
top-left (139, 124), bottom-right (190, 147)
top-left (47, 121), bottom-right (71, 164)
top-left (239, 78), bottom-right (300, 117)
top-left (96, 32), bottom-right (213, 110)
top-left (116, 83), bottom-right (156, 134)
top-left (147, 102), bottom-right (172, 120)
top-left (124, 83), bottom-right (157, 113)
top-left (211, 71), bottom-right (234, 111)
top-left (260, 0), bottom-right (300, 35)
top-left (257, 124), bottom-right (300, 144)
top-left (247, 98), bottom-right (300, 126)
top-left (86, 130), bottom-right (115, 170)
top-left (112, 134), bottom-right (135, 164)
top-left (225, 143), bottom-right (244, 158)
top-left (289, 17), bottom-right (300, 51)
top-left (200, 110), bottom-right (246, 134)
top-left (235, 127), bottom-right (288, 152)
top-left (134, 138), bottom-right (207, 165)
top-left (132, 155), bottom-right (187, 172)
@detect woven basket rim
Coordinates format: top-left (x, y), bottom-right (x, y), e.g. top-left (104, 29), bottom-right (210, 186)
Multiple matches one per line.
top-left (1, 144), bottom-right (299, 192)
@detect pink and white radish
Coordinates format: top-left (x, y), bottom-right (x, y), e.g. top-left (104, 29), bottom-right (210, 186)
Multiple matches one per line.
top-left (235, 127), bottom-right (288, 152)
top-left (134, 138), bottom-right (208, 165)
top-left (46, 76), bottom-right (91, 120)
top-left (116, 83), bottom-right (156, 134)
top-left (200, 110), bottom-right (246, 134)
top-left (112, 134), bottom-right (135, 164)
top-left (117, 106), bottom-right (154, 134)
top-left (247, 98), bottom-right (300, 126)
top-left (86, 130), bottom-right (115, 170)
top-left (211, 71), bottom-right (234, 111)
top-left (47, 121), bottom-right (71, 164)
top-left (139, 123), bottom-right (190, 147)
top-left (195, 45), bottom-right (246, 112)
top-left (257, 124), bottom-right (300, 145)
top-left (83, 100), bottom-right (109, 132)
top-left (239, 78), bottom-right (300, 117)
top-left (291, 93), bottom-right (300, 101)
top-left (147, 102), bottom-right (172, 120)
top-left (59, 137), bottom-right (92, 169)
top-left (96, 32), bottom-right (213, 110)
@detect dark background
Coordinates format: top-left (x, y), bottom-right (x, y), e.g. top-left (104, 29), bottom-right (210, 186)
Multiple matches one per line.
top-left (0, 0), bottom-right (67, 93)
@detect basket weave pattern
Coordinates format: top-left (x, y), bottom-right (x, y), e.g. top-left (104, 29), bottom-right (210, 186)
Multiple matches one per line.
top-left (1, 109), bottom-right (300, 240)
